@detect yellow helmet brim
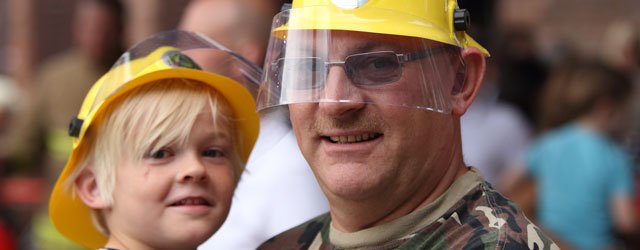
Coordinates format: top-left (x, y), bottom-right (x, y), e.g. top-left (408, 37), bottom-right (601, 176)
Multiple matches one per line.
top-left (273, 6), bottom-right (489, 56)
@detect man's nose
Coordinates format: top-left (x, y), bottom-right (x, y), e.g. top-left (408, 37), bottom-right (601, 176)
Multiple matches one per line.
top-left (176, 154), bottom-right (207, 183)
top-left (319, 66), bottom-right (366, 116)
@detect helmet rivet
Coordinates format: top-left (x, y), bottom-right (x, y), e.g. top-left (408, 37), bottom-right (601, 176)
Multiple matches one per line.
top-left (453, 8), bottom-right (470, 31)
top-left (68, 117), bottom-right (83, 137)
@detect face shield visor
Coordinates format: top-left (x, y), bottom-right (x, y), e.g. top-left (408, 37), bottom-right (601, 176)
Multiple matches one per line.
top-left (258, 8), bottom-right (468, 114)
top-left (88, 29), bottom-right (261, 112)
top-left (71, 30), bottom-right (262, 149)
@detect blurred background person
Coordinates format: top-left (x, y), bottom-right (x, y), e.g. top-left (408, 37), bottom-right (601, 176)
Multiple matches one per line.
top-left (6, 0), bottom-right (124, 182)
top-left (4, 0), bottom-right (125, 249)
top-left (459, 0), bottom-right (539, 192)
top-left (177, 0), bottom-right (277, 95)
top-left (600, 20), bottom-right (640, 174)
top-left (0, 75), bottom-right (19, 171)
top-left (178, 0), bottom-right (279, 66)
top-left (600, 20), bottom-right (640, 79)
top-left (494, 28), bottom-right (549, 128)
top-left (0, 218), bottom-right (15, 250)
top-left (178, 1), bottom-right (328, 249)
top-left (521, 61), bottom-right (637, 249)
top-left (0, 74), bottom-right (18, 250)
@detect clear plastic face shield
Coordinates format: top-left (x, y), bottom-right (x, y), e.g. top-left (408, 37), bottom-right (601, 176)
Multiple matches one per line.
top-left (70, 30), bottom-right (262, 146)
top-left (258, 9), bottom-right (467, 114)
top-left (92, 29), bottom-right (261, 106)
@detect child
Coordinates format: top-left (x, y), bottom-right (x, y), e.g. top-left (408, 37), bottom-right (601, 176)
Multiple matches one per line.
top-left (48, 36), bottom-right (259, 249)
top-left (527, 61), bottom-right (636, 249)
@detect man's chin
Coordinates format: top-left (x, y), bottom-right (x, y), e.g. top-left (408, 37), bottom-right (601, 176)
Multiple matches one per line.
top-left (322, 177), bottom-right (386, 202)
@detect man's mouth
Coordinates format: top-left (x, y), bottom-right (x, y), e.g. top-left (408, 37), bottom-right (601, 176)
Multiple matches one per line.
top-left (169, 197), bottom-right (211, 206)
top-left (323, 133), bottom-right (382, 144)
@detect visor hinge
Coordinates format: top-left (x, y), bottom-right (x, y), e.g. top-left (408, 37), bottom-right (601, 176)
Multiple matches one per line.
top-left (453, 8), bottom-right (471, 31)
top-left (68, 117), bottom-right (84, 137)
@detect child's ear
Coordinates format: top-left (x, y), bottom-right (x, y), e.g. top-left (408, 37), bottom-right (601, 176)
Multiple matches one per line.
top-left (451, 47), bottom-right (486, 116)
top-left (75, 168), bottom-right (108, 209)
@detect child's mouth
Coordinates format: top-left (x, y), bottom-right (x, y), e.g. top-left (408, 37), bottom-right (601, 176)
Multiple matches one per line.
top-left (170, 197), bottom-right (211, 206)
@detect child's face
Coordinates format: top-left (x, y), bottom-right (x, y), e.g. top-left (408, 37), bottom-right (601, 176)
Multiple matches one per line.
top-left (104, 108), bottom-right (236, 249)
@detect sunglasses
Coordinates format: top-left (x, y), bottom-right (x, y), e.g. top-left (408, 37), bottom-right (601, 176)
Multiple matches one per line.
top-left (270, 46), bottom-right (451, 89)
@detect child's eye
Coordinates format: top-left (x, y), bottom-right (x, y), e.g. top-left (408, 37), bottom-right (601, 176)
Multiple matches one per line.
top-left (147, 149), bottom-right (173, 159)
top-left (203, 149), bottom-right (225, 158)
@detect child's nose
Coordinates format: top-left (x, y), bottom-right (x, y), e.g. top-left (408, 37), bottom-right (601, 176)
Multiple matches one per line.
top-left (177, 155), bottom-right (207, 183)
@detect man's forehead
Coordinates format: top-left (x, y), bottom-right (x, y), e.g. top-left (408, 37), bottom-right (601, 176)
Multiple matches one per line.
top-left (292, 30), bottom-right (444, 52)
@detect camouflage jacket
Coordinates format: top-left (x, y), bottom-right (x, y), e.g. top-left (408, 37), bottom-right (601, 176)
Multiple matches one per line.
top-left (258, 169), bottom-right (558, 250)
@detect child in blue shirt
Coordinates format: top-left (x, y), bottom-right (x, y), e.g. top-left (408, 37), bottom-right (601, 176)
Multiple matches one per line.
top-left (528, 61), bottom-right (636, 250)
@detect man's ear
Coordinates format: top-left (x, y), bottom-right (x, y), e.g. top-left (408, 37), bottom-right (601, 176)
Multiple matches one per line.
top-left (451, 47), bottom-right (486, 116)
top-left (75, 168), bottom-right (107, 209)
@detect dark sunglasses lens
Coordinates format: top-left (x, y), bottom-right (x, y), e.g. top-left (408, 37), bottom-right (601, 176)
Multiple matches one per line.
top-left (273, 58), bottom-right (325, 90)
top-left (346, 52), bottom-right (401, 85)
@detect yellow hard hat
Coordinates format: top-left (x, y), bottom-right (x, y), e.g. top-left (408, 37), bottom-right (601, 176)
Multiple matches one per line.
top-left (49, 31), bottom-right (259, 249)
top-left (277, 0), bottom-right (488, 55)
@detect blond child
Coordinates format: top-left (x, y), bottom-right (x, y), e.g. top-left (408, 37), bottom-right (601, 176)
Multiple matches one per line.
top-left (48, 33), bottom-right (259, 250)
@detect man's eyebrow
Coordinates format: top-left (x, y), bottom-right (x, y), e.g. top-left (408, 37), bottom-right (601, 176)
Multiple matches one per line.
top-left (353, 42), bottom-right (380, 53)
top-left (351, 41), bottom-right (397, 53)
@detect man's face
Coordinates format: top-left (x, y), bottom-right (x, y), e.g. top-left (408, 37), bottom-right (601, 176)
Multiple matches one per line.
top-left (105, 109), bottom-right (236, 249)
top-left (289, 31), bottom-right (459, 204)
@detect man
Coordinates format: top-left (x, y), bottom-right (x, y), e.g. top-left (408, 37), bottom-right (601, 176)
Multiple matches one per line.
top-left (257, 0), bottom-right (557, 249)
top-left (178, 1), bottom-right (329, 249)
